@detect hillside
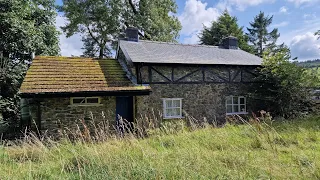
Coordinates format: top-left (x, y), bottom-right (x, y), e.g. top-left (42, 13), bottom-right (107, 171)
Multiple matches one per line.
top-left (1, 116), bottom-right (320, 179)
top-left (295, 59), bottom-right (320, 68)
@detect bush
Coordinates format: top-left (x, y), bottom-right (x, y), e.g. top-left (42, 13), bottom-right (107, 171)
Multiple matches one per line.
top-left (249, 47), bottom-right (319, 118)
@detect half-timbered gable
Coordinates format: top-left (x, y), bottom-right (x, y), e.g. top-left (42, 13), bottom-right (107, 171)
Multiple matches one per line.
top-left (117, 28), bottom-right (262, 124)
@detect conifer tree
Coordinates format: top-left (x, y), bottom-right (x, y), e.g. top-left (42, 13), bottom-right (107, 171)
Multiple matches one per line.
top-left (198, 10), bottom-right (253, 53)
top-left (246, 11), bottom-right (280, 57)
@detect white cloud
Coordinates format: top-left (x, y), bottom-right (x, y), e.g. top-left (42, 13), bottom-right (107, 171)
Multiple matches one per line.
top-left (286, 0), bottom-right (320, 7)
top-left (55, 15), bottom-right (83, 56)
top-left (303, 12), bottom-right (317, 19)
top-left (290, 32), bottom-right (320, 60)
top-left (179, 0), bottom-right (220, 35)
top-left (279, 6), bottom-right (288, 13)
top-left (272, 21), bottom-right (289, 28)
top-left (217, 0), bottom-right (274, 11)
top-left (178, 0), bottom-right (220, 44)
top-left (183, 33), bottom-right (200, 44)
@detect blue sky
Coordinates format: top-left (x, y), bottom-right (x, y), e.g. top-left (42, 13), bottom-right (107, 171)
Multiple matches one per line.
top-left (55, 0), bottom-right (320, 60)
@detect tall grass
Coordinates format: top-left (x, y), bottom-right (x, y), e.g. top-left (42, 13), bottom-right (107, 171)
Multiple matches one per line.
top-left (1, 114), bottom-right (320, 179)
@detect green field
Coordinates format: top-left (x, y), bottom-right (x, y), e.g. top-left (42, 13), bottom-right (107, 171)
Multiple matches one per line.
top-left (1, 116), bottom-right (320, 179)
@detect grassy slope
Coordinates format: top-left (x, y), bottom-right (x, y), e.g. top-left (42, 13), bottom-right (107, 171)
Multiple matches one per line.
top-left (1, 116), bottom-right (320, 179)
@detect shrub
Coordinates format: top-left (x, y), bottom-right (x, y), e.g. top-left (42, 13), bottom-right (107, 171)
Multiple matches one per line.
top-left (249, 46), bottom-right (319, 118)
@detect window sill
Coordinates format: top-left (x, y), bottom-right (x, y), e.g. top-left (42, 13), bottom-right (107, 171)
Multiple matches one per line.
top-left (68, 104), bottom-right (103, 107)
top-left (163, 116), bottom-right (184, 119)
top-left (226, 112), bottom-right (248, 115)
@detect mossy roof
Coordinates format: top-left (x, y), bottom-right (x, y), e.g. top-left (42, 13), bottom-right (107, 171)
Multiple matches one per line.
top-left (20, 56), bottom-right (150, 94)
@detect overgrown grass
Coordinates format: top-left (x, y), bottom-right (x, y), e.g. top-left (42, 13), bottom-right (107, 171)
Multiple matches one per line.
top-left (1, 115), bottom-right (320, 179)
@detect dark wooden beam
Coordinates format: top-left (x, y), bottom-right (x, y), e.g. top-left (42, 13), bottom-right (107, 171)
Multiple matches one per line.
top-left (175, 68), bottom-right (201, 82)
top-left (206, 69), bottom-right (229, 82)
top-left (244, 69), bottom-right (259, 77)
top-left (135, 65), bottom-right (141, 84)
top-left (231, 69), bottom-right (241, 82)
top-left (202, 67), bottom-right (206, 82)
top-left (171, 67), bottom-right (174, 82)
top-left (148, 66), bottom-right (152, 83)
top-left (151, 66), bottom-right (172, 82)
top-left (143, 81), bottom-right (261, 84)
top-left (134, 62), bottom-right (260, 68)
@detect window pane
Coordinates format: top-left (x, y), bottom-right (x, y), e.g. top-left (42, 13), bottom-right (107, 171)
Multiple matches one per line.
top-left (226, 105), bottom-right (233, 113)
top-left (172, 100), bottom-right (181, 107)
top-left (86, 98), bottom-right (99, 104)
top-left (166, 108), bottom-right (173, 117)
top-left (226, 96), bottom-right (232, 104)
top-left (233, 97), bottom-right (238, 104)
top-left (172, 108), bottom-right (181, 116)
top-left (73, 98), bottom-right (85, 104)
top-left (233, 105), bottom-right (239, 112)
top-left (166, 100), bottom-right (173, 108)
top-left (240, 97), bottom-right (245, 104)
top-left (240, 105), bottom-right (246, 112)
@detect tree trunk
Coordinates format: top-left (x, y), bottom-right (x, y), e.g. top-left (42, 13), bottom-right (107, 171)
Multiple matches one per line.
top-left (99, 47), bottom-right (103, 59)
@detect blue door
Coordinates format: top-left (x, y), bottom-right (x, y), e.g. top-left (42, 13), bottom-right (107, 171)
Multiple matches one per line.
top-left (116, 96), bottom-right (134, 124)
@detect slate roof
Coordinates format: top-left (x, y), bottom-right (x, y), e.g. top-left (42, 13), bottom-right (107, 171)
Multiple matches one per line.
top-left (20, 56), bottom-right (150, 95)
top-left (119, 40), bottom-right (262, 66)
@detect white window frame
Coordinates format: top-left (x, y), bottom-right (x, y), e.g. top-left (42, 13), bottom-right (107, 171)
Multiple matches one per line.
top-left (226, 96), bottom-right (248, 115)
top-left (70, 97), bottom-right (102, 106)
top-left (162, 98), bottom-right (183, 119)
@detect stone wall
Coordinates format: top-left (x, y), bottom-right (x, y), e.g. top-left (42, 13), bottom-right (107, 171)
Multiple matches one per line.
top-left (135, 65), bottom-right (256, 124)
top-left (29, 96), bottom-right (116, 135)
top-left (136, 83), bottom-right (250, 125)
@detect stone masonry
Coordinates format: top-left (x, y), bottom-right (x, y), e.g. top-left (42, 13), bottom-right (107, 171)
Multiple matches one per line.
top-left (29, 96), bottom-right (116, 135)
top-left (134, 64), bottom-right (255, 124)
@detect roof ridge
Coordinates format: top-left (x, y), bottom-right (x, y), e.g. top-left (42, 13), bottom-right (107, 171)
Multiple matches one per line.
top-left (137, 40), bottom-right (221, 49)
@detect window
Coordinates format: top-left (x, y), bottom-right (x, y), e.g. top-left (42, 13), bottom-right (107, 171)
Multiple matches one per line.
top-left (226, 96), bottom-right (247, 115)
top-left (162, 98), bottom-right (182, 119)
top-left (70, 97), bottom-right (101, 106)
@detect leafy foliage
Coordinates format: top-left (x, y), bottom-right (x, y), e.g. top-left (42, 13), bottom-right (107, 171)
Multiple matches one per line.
top-left (249, 46), bottom-right (319, 118)
top-left (0, 57), bottom-right (28, 134)
top-left (0, 0), bottom-right (60, 57)
top-left (198, 10), bottom-right (253, 53)
top-left (123, 0), bottom-right (182, 42)
top-left (0, 0), bottom-right (59, 134)
top-left (60, 0), bottom-right (122, 58)
top-left (247, 11), bottom-right (280, 57)
top-left (60, 0), bottom-right (182, 58)
top-left (315, 30), bottom-right (320, 39)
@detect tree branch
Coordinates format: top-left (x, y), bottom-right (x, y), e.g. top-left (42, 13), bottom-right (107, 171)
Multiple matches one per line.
top-left (128, 0), bottom-right (138, 14)
top-left (86, 25), bottom-right (100, 46)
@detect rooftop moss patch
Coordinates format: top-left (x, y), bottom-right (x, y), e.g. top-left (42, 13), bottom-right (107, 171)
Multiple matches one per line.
top-left (20, 56), bottom-right (150, 94)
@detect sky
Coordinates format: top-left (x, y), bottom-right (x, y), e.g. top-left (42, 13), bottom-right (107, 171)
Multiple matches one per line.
top-left (55, 0), bottom-right (320, 61)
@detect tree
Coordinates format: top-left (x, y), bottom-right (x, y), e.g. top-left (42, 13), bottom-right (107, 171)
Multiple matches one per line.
top-left (0, 0), bottom-right (60, 58)
top-left (316, 30), bottom-right (320, 39)
top-left (60, 0), bottom-right (122, 59)
top-left (249, 46), bottom-right (319, 118)
top-left (60, 0), bottom-right (182, 58)
top-left (0, 0), bottom-right (59, 134)
top-left (247, 11), bottom-right (280, 57)
top-left (198, 10), bottom-right (253, 53)
top-left (123, 0), bottom-right (181, 42)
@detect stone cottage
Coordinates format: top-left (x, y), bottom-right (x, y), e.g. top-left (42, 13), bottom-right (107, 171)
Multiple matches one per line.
top-left (19, 56), bottom-right (151, 133)
top-left (19, 28), bottom-right (262, 133)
